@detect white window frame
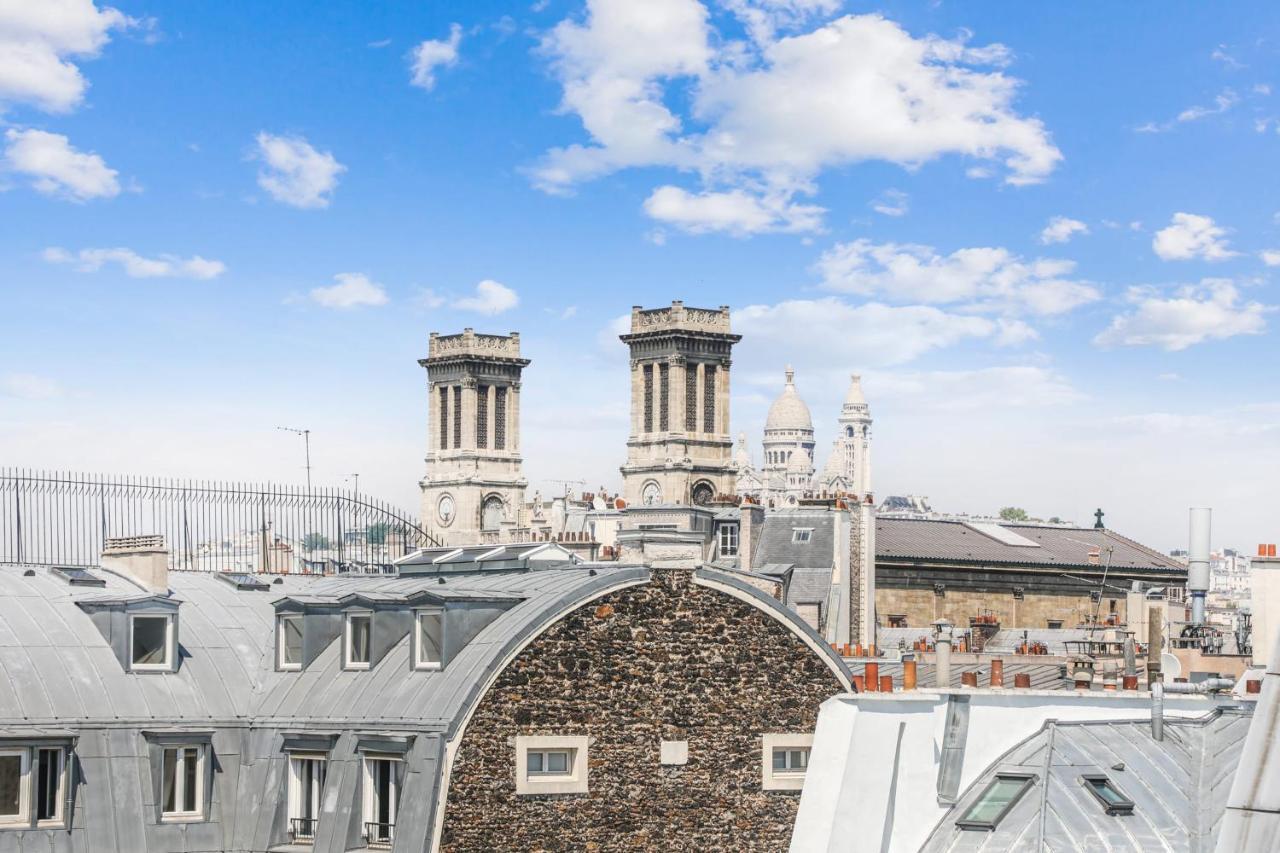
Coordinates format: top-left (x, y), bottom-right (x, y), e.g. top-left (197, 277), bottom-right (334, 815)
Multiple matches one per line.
top-left (791, 528), bottom-right (813, 544)
top-left (761, 733), bottom-right (813, 791)
top-left (514, 735), bottom-right (588, 795)
top-left (287, 753), bottom-right (327, 841)
top-left (33, 747), bottom-right (66, 827)
top-left (718, 523), bottom-right (739, 557)
top-left (129, 613), bottom-right (175, 671)
top-left (344, 611), bottom-right (372, 670)
top-left (361, 754), bottom-right (400, 847)
top-left (159, 744), bottom-right (206, 822)
top-left (414, 609), bottom-right (444, 671)
top-left (0, 748), bottom-right (31, 827)
top-left (277, 614), bottom-right (304, 671)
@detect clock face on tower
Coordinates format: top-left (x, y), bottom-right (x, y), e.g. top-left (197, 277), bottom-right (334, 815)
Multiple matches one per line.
top-left (642, 482), bottom-right (662, 506)
top-left (437, 494), bottom-right (456, 526)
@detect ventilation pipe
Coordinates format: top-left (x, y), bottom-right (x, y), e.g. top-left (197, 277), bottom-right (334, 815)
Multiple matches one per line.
top-left (933, 620), bottom-right (954, 688)
top-left (1188, 508), bottom-right (1212, 626)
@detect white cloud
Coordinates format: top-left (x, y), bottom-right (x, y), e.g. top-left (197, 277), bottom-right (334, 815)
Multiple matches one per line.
top-left (0, 0), bottom-right (136, 113)
top-left (1260, 249), bottom-right (1280, 267)
top-left (1210, 46), bottom-right (1243, 70)
top-left (414, 288), bottom-right (446, 309)
top-left (1093, 279), bottom-right (1268, 351)
top-left (1254, 83), bottom-right (1271, 96)
top-left (0, 372), bottom-right (62, 400)
top-left (533, 5), bottom-right (1060, 230)
top-left (1038, 215), bottom-right (1088, 244)
top-left (3, 127), bottom-right (119, 200)
top-left (870, 188), bottom-right (909, 217)
top-left (408, 23), bottom-right (461, 91)
top-left (309, 272), bottom-right (389, 309)
top-left (253, 132), bottom-right (345, 209)
top-left (1151, 212), bottom-right (1237, 261)
top-left (873, 366), bottom-right (1083, 411)
top-left (734, 297), bottom-right (1003, 366)
top-left (1176, 88), bottom-right (1239, 123)
top-left (642, 185), bottom-right (824, 235)
top-left (815, 238), bottom-right (1101, 316)
top-left (43, 246), bottom-right (225, 279)
top-left (722, 0), bottom-right (842, 44)
top-left (452, 279), bottom-right (519, 315)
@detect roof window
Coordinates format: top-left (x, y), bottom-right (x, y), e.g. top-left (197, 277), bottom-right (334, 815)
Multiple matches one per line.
top-left (1081, 774), bottom-right (1134, 815)
top-left (957, 773), bottom-right (1036, 830)
top-left (792, 528), bottom-right (813, 543)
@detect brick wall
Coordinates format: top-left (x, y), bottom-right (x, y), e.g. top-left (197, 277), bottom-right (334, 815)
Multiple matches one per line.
top-left (439, 569), bottom-right (845, 851)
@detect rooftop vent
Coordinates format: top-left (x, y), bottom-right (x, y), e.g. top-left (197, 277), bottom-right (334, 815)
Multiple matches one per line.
top-left (216, 571), bottom-right (270, 591)
top-left (50, 566), bottom-right (107, 587)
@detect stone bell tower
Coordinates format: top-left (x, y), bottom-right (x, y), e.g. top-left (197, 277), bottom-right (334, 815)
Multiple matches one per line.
top-left (619, 301), bottom-right (740, 507)
top-left (419, 328), bottom-right (529, 545)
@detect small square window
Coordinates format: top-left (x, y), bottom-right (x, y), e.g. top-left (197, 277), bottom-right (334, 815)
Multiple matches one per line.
top-left (515, 736), bottom-right (588, 795)
top-left (761, 733), bottom-right (813, 791)
top-left (415, 610), bottom-right (444, 670)
top-left (792, 528), bottom-right (813, 543)
top-left (131, 615), bottom-right (174, 670)
top-left (160, 745), bottom-right (206, 822)
top-left (278, 615), bottom-right (303, 670)
top-left (345, 612), bottom-right (372, 670)
top-left (957, 774), bottom-right (1036, 830)
top-left (772, 747), bottom-right (809, 773)
top-left (1081, 775), bottom-right (1134, 815)
top-left (1046, 619), bottom-right (1063, 630)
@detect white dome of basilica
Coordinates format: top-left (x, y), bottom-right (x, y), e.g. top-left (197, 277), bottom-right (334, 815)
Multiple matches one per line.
top-left (764, 366), bottom-right (814, 433)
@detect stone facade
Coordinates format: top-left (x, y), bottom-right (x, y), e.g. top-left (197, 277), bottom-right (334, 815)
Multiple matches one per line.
top-left (419, 328), bottom-right (530, 545)
top-left (620, 302), bottom-right (740, 508)
top-left (877, 584), bottom-right (1133, 630)
top-left (439, 569), bottom-right (846, 851)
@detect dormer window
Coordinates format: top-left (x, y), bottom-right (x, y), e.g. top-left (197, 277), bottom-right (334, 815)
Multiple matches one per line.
top-left (278, 615), bottom-right (304, 671)
top-left (792, 528), bottom-right (813, 543)
top-left (345, 612), bottom-right (372, 670)
top-left (131, 614), bottom-right (175, 671)
top-left (414, 609), bottom-right (444, 670)
top-left (718, 524), bottom-right (739, 557)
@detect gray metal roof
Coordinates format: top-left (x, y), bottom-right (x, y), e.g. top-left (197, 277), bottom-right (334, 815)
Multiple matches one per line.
top-left (756, 511), bottom-right (835, 568)
top-left (876, 518), bottom-right (1184, 574)
top-left (920, 708), bottom-right (1253, 851)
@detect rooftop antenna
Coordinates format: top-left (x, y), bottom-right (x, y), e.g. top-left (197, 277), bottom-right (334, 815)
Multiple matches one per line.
top-left (277, 426), bottom-right (312, 489)
top-left (344, 473), bottom-right (359, 495)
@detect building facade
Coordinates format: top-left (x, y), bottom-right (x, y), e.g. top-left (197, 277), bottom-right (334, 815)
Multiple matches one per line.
top-left (419, 328), bottom-right (529, 545)
top-left (619, 301), bottom-right (740, 508)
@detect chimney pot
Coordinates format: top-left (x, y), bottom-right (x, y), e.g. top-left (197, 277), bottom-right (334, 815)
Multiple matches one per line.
top-left (1246, 679), bottom-right (1262, 694)
top-left (1014, 673), bottom-right (1032, 689)
top-left (960, 671), bottom-right (978, 688)
top-left (879, 675), bottom-right (893, 693)
top-left (990, 659), bottom-right (1004, 688)
top-left (864, 663), bottom-right (879, 691)
top-left (903, 659), bottom-right (918, 691)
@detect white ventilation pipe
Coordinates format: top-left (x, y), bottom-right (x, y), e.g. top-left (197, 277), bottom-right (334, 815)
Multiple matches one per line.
top-left (1188, 508), bottom-right (1212, 626)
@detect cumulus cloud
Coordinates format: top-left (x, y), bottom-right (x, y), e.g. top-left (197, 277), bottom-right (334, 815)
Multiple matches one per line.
top-left (43, 246), bottom-right (225, 279)
top-left (3, 127), bottom-right (119, 200)
top-left (815, 238), bottom-right (1101, 317)
top-left (642, 185), bottom-right (824, 235)
top-left (1, 372), bottom-right (62, 400)
top-left (0, 0), bottom-right (137, 113)
top-left (1152, 212), bottom-right (1236, 261)
top-left (734, 297), bottom-right (1005, 366)
top-left (1260, 249), bottom-right (1280, 267)
top-left (1039, 216), bottom-right (1088, 244)
top-left (452, 279), bottom-right (519, 315)
top-left (1093, 279), bottom-right (1268, 351)
top-left (533, 3), bottom-right (1060, 233)
top-left (253, 132), bottom-right (345, 209)
top-left (870, 188), bottom-right (909, 217)
top-left (722, 0), bottom-right (841, 44)
top-left (309, 272), bottom-right (389, 309)
top-left (408, 23), bottom-right (461, 90)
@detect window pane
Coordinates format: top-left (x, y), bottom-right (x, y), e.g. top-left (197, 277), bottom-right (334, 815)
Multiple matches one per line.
top-left (1087, 777), bottom-right (1128, 806)
top-left (772, 749), bottom-right (787, 771)
top-left (963, 777), bottom-right (1029, 825)
top-left (547, 752), bottom-right (568, 773)
top-left (419, 613), bottom-right (443, 665)
top-left (36, 749), bottom-right (59, 821)
top-left (162, 749), bottom-right (177, 813)
top-left (133, 617), bottom-right (169, 665)
top-left (350, 616), bottom-right (371, 663)
top-left (183, 748), bottom-right (199, 813)
top-left (0, 755), bottom-right (21, 817)
top-left (283, 617), bottom-right (303, 665)
top-left (527, 752), bottom-right (543, 773)
top-left (790, 750), bottom-right (808, 769)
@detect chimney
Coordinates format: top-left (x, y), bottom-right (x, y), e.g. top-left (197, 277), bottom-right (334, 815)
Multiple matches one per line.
top-left (1187, 508), bottom-right (1212, 625)
top-left (101, 535), bottom-right (169, 593)
top-left (1250, 547), bottom-right (1280, 666)
top-left (933, 620), bottom-right (954, 688)
top-left (738, 502), bottom-right (764, 571)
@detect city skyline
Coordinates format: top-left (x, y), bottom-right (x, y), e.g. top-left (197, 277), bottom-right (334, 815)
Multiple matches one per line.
top-left (2, 1), bottom-right (1278, 551)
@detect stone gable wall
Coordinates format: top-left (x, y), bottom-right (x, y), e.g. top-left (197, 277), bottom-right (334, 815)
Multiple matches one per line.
top-left (439, 570), bottom-right (845, 852)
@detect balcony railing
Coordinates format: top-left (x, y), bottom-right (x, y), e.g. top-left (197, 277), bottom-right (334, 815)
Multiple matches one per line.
top-left (289, 817), bottom-right (318, 842)
top-left (364, 821), bottom-right (394, 847)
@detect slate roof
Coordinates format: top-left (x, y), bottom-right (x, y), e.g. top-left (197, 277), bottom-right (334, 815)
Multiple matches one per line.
top-left (755, 511), bottom-right (835, 568)
top-left (920, 708), bottom-right (1253, 852)
top-left (876, 518), bottom-right (1184, 574)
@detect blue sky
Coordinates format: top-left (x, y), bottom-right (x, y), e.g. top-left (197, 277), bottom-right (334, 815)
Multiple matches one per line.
top-left (1, 1), bottom-right (1277, 551)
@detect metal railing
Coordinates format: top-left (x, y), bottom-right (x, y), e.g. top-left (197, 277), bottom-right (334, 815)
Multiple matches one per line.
top-left (364, 821), bottom-right (394, 847)
top-left (0, 468), bottom-right (439, 573)
top-left (290, 817), bottom-right (318, 842)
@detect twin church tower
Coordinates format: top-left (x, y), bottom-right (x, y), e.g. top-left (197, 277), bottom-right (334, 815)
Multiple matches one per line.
top-left (418, 301), bottom-right (872, 544)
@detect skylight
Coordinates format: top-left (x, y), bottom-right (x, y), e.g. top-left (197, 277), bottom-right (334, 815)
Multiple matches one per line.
top-left (963, 522), bottom-right (1042, 548)
top-left (1081, 775), bottom-right (1134, 815)
top-left (957, 773), bottom-right (1036, 830)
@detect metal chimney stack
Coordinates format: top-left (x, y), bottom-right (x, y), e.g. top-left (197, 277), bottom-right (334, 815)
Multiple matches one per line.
top-left (1188, 508), bottom-right (1212, 626)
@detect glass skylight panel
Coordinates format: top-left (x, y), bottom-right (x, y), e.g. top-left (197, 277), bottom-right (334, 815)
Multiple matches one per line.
top-left (1082, 775), bottom-right (1135, 815)
top-left (964, 522), bottom-right (1042, 548)
top-left (957, 774), bottom-right (1035, 830)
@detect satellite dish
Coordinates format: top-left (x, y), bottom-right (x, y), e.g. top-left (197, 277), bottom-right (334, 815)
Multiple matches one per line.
top-left (1161, 653), bottom-right (1182, 680)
